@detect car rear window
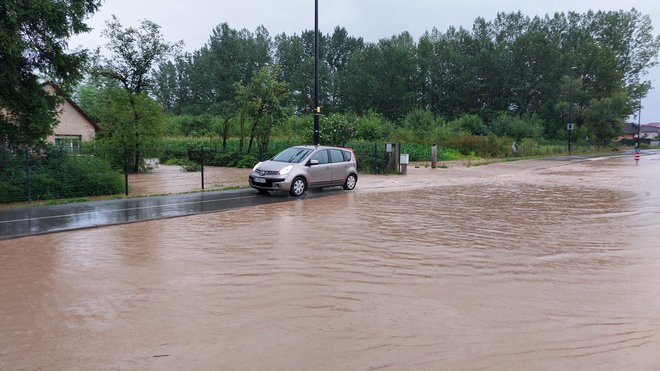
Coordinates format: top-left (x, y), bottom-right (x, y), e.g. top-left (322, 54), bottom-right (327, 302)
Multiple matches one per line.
top-left (341, 150), bottom-right (352, 161)
top-left (272, 148), bottom-right (312, 163)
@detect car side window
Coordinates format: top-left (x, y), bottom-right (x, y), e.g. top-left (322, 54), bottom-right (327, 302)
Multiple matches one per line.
top-left (311, 150), bottom-right (329, 164)
top-left (329, 149), bottom-right (345, 163)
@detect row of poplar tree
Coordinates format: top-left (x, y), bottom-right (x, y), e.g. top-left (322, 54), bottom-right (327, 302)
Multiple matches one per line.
top-left (146, 9), bottom-right (660, 142)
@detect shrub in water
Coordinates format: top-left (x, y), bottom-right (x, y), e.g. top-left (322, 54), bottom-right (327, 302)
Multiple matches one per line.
top-left (237, 154), bottom-right (258, 168)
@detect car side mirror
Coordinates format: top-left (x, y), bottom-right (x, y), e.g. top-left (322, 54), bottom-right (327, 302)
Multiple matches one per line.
top-left (309, 159), bottom-right (319, 166)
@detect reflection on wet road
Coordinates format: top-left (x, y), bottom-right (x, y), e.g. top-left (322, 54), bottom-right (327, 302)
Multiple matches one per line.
top-left (0, 189), bottom-right (301, 239)
top-left (1, 156), bottom-right (660, 370)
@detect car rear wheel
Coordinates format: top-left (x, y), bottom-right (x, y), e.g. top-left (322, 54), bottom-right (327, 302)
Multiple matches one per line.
top-left (343, 174), bottom-right (357, 190)
top-left (290, 177), bottom-right (307, 197)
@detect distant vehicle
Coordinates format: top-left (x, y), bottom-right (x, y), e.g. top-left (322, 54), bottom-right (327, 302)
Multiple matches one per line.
top-left (249, 145), bottom-right (358, 197)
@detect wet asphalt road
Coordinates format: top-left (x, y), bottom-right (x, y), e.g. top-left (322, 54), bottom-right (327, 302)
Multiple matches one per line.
top-left (2, 154), bottom-right (660, 370)
top-left (0, 189), bottom-right (301, 240)
top-left (0, 152), bottom-right (650, 241)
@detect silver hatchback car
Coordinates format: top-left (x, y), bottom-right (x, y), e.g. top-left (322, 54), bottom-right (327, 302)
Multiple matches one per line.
top-left (249, 145), bottom-right (358, 196)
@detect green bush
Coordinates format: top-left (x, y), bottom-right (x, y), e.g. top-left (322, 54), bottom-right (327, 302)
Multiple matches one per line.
top-left (304, 113), bottom-right (358, 147)
top-left (163, 158), bottom-right (187, 166)
top-left (356, 111), bottom-right (393, 141)
top-left (166, 114), bottom-right (214, 136)
top-left (274, 115), bottom-right (308, 142)
top-left (430, 120), bottom-right (468, 143)
top-left (0, 152), bottom-right (26, 203)
top-left (439, 148), bottom-right (464, 161)
top-left (400, 143), bottom-right (467, 161)
top-left (236, 154), bottom-right (258, 168)
top-left (490, 113), bottom-right (544, 140)
top-left (440, 134), bottom-right (510, 158)
top-left (84, 141), bottom-right (163, 172)
top-left (0, 148), bottom-right (123, 203)
top-left (403, 109), bottom-right (436, 136)
top-left (452, 114), bottom-right (488, 136)
top-left (62, 156), bottom-right (124, 195)
top-left (401, 143), bottom-right (432, 161)
top-left (207, 151), bottom-right (242, 167)
top-left (164, 158), bottom-right (200, 172)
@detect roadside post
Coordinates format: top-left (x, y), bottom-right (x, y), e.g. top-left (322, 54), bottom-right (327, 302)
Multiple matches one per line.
top-left (201, 146), bottom-right (205, 190)
top-left (386, 142), bottom-right (400, 172)
top-left (635, 147), bottom-right (640, 166)
top-left (567, 122), bottom-right (574, 156)
top-left (123, 147), bottom-right (129, 196)
top-left (431, 144), bottom-right (438, 168)
top-left (400, 153), bottom-right (409, 175)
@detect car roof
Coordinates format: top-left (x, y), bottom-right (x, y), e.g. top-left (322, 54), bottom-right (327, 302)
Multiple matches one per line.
top-left (290, 145), bottom-right (349, 150)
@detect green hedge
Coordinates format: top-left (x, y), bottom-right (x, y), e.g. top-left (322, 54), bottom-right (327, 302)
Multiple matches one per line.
top-left (0, 148), bottom-right (123, 204)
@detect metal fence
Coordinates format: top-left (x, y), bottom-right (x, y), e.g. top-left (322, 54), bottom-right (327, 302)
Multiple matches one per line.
top-left (2, 140), bottom-right (626, 204)
top-left (0, 142), bottom-right (389, 204)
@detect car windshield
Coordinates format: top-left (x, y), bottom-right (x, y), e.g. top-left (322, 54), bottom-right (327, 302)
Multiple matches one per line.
top-left (271, 148), bottom-right (312, 163)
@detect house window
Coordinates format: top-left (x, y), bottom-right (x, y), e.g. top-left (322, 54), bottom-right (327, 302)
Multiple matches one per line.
top-left (55, 135), bottom-right (82, 153)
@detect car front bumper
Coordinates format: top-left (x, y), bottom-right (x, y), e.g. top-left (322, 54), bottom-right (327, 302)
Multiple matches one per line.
top-left (248, 174), bottom-right (291, 192)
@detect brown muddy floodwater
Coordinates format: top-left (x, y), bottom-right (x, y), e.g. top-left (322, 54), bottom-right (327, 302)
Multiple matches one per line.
top-left (128, 165), bottom-right (250, 196)
top-left (2, 155), bottom-right (660, 370)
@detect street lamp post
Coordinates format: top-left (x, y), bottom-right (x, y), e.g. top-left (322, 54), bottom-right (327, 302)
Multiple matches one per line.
top-left (313, 0), bottom-right (320, 146)
top-left (567, 67), bottom-right (576, 156)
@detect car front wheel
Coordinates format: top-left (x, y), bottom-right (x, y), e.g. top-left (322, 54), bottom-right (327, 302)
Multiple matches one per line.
top-left (343, 174), bottom-right (357, 190)
top-left (290, 177), bottom-right (307, 197)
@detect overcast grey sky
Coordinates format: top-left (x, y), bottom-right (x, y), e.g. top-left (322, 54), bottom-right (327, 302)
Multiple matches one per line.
top-left (71, 0), bottom-right (660, 123)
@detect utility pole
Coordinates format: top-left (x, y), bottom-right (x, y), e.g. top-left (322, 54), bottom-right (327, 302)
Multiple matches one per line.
top-left (567, 66), bottom-right (576, 156)
top-left (313, 0), bottom-right (320, 145)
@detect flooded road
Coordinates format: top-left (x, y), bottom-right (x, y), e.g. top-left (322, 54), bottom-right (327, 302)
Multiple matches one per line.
top-left (1, 155), bottom-right (660, 370)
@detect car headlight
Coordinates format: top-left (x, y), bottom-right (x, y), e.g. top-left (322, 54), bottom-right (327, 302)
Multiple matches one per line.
top-left (279, 165), bottom-right (293, 175)
top-left (252, 162), bottom-right (262, 172)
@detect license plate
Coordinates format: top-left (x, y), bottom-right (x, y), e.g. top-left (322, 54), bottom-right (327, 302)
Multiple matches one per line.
top-left (253, 177), bottom-right (266, 184)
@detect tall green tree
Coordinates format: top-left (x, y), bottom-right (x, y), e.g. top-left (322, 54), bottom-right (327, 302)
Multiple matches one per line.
top-left (338, 32), bottom-right (418, 121)
top-left (274, 32), bottom-right (315, 115)
top-left (373, 32), bottom-right (419, 120)
top-left (95, 86), bottom-right (165, 169)
top-left (590, 9), bottom-right (660, 93)
top-left (274, 30), bottom-right (332, 115)
top-left (423, 26), bottom-right (477, 119)
top-left (94, 16), bottom-right (181, 171)
top-left (583, 91), bottom-right (629, 142)
top-left (417, 33), bottom-right (434, 110)
top-left (235, 65), bottom-right (290, 153)
top-left (325, 27), bottom-right (364, 112)
top-left (336, 43), bottom-right (381, 116)
top-left (152, 59), bottom-right (179, 114)
top-left (148, 9), bottom-right (659, 144)
top-left (96, 16), bottom-right (182, 95)
top-left (153, 23), bottom-right (272, 118)
top-left (0, 0), bottom-right (101, 149)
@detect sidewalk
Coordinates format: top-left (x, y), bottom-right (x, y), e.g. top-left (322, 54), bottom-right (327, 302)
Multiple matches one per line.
top-left (0, 189), bottom-right (292, 240)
